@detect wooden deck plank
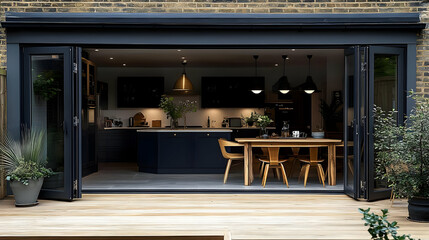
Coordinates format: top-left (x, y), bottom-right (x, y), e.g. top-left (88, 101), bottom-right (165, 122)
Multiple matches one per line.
top-left (0, 194), bottom-right (428, 240)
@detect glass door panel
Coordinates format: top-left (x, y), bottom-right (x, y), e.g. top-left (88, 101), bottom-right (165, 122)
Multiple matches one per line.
top-left (30, 55), bottom-right (65, 192)
top-left (23, 46), bottom-right (81, 200)
top-left (367, 46), bottom-right (405, 201)
top-left (344, 46), bottom-right (359, 199)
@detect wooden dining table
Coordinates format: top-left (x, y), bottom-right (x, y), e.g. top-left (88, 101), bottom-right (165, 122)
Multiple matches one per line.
top-left (235, 138), bottom-right (342, 186)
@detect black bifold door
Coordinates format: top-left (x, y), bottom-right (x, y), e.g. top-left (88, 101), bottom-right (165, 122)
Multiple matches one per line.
top-left (22, 46), bottom-right (82, 200)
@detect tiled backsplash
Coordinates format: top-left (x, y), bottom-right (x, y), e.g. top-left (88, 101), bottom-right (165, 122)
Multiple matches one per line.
top-left (100, 95), bottom-right (264, 128)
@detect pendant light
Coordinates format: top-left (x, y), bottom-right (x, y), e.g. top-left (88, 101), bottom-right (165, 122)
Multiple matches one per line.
top-left (272, 55), bottom-right (291, 94)
top-left (251, 55), bottom-right (263, 94)
top-left (302, 55), bottom-right (317, 94)
top-left (173, 59), bottom-right (193, 92)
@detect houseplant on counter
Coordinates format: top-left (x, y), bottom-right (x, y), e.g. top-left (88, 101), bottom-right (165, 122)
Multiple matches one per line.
top-left (256, 114), bottom-right (273, 139)
top-left (374, 93), bottom-right (429, 222)
top-left (242, 112), bottom-right (259, 127)
top-left (159, 96), bottom-right (197, 129)
top-left (0, 128), bottom-right (53, 206)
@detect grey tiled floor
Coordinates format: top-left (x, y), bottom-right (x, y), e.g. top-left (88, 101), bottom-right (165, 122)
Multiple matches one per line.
top-left (82, 162), bottom-right (344, 192)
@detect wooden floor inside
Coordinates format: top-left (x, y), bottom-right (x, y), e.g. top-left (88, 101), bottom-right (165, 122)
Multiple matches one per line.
top-left (1, 194), bottom-right (428, 240)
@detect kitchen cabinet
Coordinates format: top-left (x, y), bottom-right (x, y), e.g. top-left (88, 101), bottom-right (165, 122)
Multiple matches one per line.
top-left (97, 129), bottom-right (138, 163)
top-left (82, 58), bottom-right (96, 103)
top-left (138, 130), bottom-right (231, 173)
top-left (117, 77), bottom-right (164, 108)
top-left (201, 77), bottom-right (265, 108)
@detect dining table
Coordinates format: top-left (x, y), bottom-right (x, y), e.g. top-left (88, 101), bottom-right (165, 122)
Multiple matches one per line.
top-left (235, 137), bottom-right (342, 186)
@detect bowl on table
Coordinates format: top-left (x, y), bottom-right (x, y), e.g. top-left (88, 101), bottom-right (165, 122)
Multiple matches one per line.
top-left (312, 132), bottom-right (325, 139)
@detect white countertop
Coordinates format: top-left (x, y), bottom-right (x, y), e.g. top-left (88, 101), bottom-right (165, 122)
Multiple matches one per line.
top-left (136, 129), bottom-right (233, 133)
top-left (104, 127), bottom-right (275, 130)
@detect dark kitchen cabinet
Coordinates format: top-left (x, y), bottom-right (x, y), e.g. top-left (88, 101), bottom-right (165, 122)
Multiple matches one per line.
top-left (97, 129), bottom-right (138, 163)
top-left (138, 131), bottom-right (231, 173)
top-left (201, 77), bottom-right (265, 108)
top-left (193, 132), bottom-right (228, 170)
top-left (117, 77), bottom-right (164, 108)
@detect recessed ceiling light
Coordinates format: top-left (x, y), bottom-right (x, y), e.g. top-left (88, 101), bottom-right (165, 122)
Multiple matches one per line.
top-left (177, 49), bottom-right (182, 52)
top-left (109, 57), bottom-right (114, 60)
top-left (181, 56), bottom-right (186, 60)
top-left (94, 49), bottom-right (99, 52)
top-left (286, 57), bottom-right (290, 60)
top-left (122, 63), bottom-right (126, 67)
top-left (274, 63), bottom-right (279, 67)
top-left (291, 49), bottom-right (296, 51)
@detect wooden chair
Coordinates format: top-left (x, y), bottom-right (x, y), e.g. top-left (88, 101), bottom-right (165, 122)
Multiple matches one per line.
top-left (218, 138), bottom-right (244, 184)
top-left (298, 148), bottom-right (325, 187)
top-left (258, 147), bottom-right (289, 188)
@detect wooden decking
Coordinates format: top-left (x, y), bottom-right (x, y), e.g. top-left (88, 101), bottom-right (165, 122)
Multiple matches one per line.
top-left (0, 194), bottom-right (428, 240)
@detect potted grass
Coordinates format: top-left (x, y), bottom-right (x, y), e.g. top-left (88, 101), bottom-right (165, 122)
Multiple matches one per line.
top-left (0, 128), bottom-right (53, 206)
top-left (374, 93), bottom-right (429, 222)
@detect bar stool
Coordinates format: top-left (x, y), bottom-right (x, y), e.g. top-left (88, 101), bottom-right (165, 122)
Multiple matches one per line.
top-left (298, 148), bottom-right (325, 187)
top-left (218, 138), bottom-right (244, 184)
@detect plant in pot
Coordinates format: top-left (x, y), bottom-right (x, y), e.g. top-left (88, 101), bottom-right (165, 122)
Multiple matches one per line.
top-left (242, 112), bottom-right (259, 127)
top-left (159, 96), bottom-right (197, 129)
top-left (256, 114), bottom-right (273, 139)
top-left (0, 128), bottom-right (53, 206)
top-left (374, 93), bottom-right (429, 222)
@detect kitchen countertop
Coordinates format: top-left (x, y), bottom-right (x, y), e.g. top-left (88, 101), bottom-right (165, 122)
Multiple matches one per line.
top-left (104, 127), bottom-right (275, 130)
top-left (136, 129), bottom-right (233, 133)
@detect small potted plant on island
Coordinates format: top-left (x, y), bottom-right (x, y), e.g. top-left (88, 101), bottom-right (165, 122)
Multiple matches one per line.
top-left (256, 114), bottom-right (273, 139)
top-left (374, 93), bottom-right (429, 222)
top-left (159, 96), bottom-right (197, 129)
top-left (0, 128), bottom-right (53, 207)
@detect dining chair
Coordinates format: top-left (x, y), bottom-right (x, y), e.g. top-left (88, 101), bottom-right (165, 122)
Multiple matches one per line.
top-left (258, 147), bottom-right (289, 188)
top-left (298, 148), bottom-right (325, 187)
top-left (218, 138), bottom-right (244, 184)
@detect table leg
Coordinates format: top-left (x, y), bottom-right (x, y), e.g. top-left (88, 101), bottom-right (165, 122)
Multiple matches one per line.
top-left (328, 144), bottom-right (336, 186)
top-left (244, 143), bottom-right (250, 186)
top-left (249, 144), bottom-right (254, 184)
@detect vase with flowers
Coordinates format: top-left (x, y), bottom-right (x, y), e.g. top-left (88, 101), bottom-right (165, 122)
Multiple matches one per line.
top-left (256, 114), bottom-right (273, 139)
top-left (159, 96), bottom-right (197, 129)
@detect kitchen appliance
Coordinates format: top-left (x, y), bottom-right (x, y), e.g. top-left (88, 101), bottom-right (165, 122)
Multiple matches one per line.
top-left (129, 117), bottom-right (134, 127)
top-left (228, 117), bottom-right (242, 128)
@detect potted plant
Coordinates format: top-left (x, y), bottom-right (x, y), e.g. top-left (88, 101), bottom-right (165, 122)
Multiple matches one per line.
top-left (159, 96), bottom-right (197, 129)
top-left (256, 114), bottom-right (273, 139)
top-left (242, 112), bottom-right (259, 127)
top-left (0, 128), bottom-right (53, 206)
top-left (374, 93), bottom-right (429, 222)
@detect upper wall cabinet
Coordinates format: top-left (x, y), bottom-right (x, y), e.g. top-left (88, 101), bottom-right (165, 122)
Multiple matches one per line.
top-left (117, 77), bottom-right (164, 108)
top-left (201, 77), bottom-right (265, 108)
top-left (82, 58), bottom-right (97, 104)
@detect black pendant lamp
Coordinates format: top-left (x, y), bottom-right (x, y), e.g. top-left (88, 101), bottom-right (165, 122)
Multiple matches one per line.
top-left (272, 55), bottom-right (291, 94)
top-left (251, 55), bottom-right (264, 94)
top-left (301, 55), bottom-right (317, 94)
top-left (173, 59), bottom-right (193, 92)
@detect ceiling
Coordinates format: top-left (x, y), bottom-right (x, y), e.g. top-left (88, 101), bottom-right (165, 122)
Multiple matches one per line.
top-left (84, 48), bottom-right (344, 68)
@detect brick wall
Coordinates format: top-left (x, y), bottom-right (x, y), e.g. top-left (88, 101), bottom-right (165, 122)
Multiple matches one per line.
top-left (0, 0), bottom-right (427, 94)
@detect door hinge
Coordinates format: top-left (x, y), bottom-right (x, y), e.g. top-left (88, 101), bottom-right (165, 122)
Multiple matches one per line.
top-left (73, 63), bottom-right (78, 74)
top-left (73, 116), bottom-right (80, 127)
top-left (361, 62), bottom-right (367, 73)
top-left (73, 179), bottom-right (78, 191)
top-left (360, 180), bottom-right (367, 193)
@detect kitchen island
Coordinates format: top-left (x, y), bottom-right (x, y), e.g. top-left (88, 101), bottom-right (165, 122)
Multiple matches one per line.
top-left (137, 129), bottom-right (232, 174)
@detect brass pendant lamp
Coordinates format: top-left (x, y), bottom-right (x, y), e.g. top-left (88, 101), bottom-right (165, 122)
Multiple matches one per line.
top-left (173, 59), bottom-right (193, 92)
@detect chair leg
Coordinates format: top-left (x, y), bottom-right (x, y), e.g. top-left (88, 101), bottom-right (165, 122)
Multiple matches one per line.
top-left (303, 164), bottom-right (310, 187)
top-left (259, 162), bottom-right (265, 178)
top-left (298, 165), bottom-right (305, 182)
top-left (262, 164), bottom-right (270, 188)
top-left (317, 164), bottom-right (325, 187)
top-left (280, 163), bottom-right (289, 188)
top-left (275, 168), bottom-right (281, 180)
top-left (317, 166), bottom-right (322, 183)
top-left (223, 159), bottom-right (232, 184)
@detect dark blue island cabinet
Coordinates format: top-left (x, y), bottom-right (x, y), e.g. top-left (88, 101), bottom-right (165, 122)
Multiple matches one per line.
top-left (137, 130), bottom-right (232, 173)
